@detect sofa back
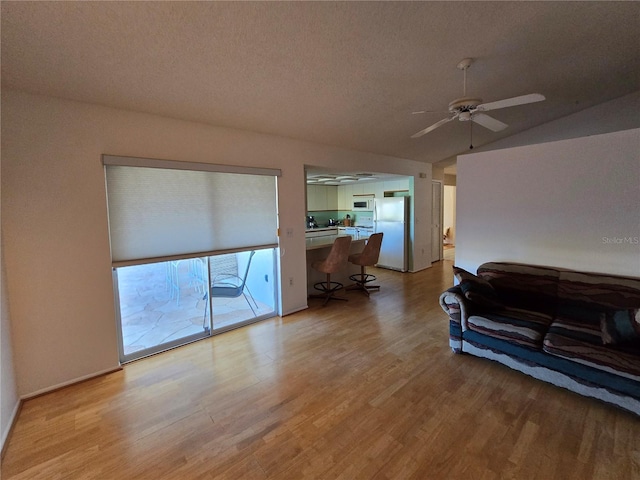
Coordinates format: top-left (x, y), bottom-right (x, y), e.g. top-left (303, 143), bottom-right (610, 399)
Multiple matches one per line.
top-left (477, 262), bottom-right (640, 313)
top-left (477, 262), bottom-right (560, 314)
top-left (557, 270), bottom-right (640, 310)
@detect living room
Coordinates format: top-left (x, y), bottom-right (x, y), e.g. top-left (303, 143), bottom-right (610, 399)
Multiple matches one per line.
top-left (1, 2), bottom-right (639, 478)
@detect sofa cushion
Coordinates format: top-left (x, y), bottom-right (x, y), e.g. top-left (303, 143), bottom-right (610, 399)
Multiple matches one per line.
top-left (546, 314), bottom-right (602, 345)
top-left (544, 317), bottom-right (640, 380)
top-left (467, 307), bottom-right (553, 349)
top-left (601, 309), bottom-right (640, 346)
top-left (452, 266), bottom-right (503, 309)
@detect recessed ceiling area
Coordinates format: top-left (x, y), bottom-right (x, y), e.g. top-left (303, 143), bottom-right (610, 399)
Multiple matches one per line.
top-left (2, 2), bottom-right (638, 166)
top-left (305, 167), bottom-right (405, 185)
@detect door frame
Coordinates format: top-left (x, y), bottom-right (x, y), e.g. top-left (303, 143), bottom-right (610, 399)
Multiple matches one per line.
top-left (431, 180), bottom-right (443, 262)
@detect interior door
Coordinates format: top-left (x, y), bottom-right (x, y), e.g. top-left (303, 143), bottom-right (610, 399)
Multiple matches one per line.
top-left (431, 180), bottom-right (443, 262)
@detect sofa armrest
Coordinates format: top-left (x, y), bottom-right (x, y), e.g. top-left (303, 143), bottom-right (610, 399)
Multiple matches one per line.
top-left (439, 286), bottom-right (472, 353)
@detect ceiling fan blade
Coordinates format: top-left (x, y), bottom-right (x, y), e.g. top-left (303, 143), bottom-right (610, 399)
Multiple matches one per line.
top-left (411, 116), bottom-right (455, 138)
top-left (472, 113), bottom-right (508, 132)
top-left (476, 93), bottom-right (545, 112)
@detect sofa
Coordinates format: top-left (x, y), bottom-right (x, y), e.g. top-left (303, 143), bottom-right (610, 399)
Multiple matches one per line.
top-left (439, 262), bottom-right (640, 415)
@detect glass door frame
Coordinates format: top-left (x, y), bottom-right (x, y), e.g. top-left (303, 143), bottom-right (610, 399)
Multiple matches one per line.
top-left (112, 247), bottom-right (279, 364)
top-left (112, 256), bottom-right (213, 364)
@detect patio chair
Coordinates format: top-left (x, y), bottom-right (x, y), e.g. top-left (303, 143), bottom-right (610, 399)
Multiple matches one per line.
top-left (202, 251), bottom-right (259, 326)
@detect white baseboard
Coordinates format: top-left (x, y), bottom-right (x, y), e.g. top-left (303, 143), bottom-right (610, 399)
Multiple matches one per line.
top-left (1, 398), bottom-right (22, 458)
top-left (21, 365), bottom-right (122, 400)
top-left (281, 304), bottom-right (309, 316)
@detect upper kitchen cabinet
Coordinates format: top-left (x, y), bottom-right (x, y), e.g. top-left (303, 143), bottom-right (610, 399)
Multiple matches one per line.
top-left (350, 182), bottom-right (376, 198)
top-left (337, 184), bottom-right (352, 210)
top-left (327, 185), bottom-right (338, 210)
top-left (337, 186), bottom-right (347, 210)
top-left (384, 178), bottom-right (410, 195)
top-left (313, 175), bottom-right (412, 211)
top-left (307, 184), bottom-right (337, 211)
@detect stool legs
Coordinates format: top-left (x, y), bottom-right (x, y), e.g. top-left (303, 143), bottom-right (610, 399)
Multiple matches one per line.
top-left (347, 266), bottom-right (380, 297)
top-left (309, 273), bottom-right (347, 305)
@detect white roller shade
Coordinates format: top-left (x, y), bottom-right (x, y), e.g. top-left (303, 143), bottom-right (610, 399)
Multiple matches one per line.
top-left (104, 156), bottom-right (279, 265)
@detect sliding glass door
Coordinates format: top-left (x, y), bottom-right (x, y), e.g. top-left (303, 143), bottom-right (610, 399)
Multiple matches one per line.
top-left (114, 257), bottom-right (212, 362)
top-left (104, 155), bottom-right (281, 363)
top-left (113, 248), bottom-right (277, 363)
top-left (206, 249), bottom-right (277, 331)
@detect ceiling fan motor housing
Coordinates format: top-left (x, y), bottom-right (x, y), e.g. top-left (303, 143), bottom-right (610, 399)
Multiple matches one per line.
top-left (448, 96), bottom-right (482, 114)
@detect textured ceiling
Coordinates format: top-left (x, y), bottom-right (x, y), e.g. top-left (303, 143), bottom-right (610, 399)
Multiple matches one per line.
top-left (2, 2), bottom-right (639, 165)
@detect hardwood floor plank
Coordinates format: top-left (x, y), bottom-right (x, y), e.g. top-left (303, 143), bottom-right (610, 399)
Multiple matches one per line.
top-left (2, 261), bottom-right (639, 479)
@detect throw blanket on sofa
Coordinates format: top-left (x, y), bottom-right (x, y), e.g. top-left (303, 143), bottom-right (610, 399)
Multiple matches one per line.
top-left (440, 262), bottom-right (640, 415)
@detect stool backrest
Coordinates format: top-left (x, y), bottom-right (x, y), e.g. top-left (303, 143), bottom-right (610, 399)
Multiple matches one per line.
top-left (359, 232), bottom-right (383, 265)
top-left (323, 235), bottom-right (352, 272)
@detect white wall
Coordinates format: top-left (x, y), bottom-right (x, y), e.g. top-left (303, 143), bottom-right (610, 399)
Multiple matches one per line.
top-left (1, 237), bottom-right (20, 452)
top-left (456, 129), bottom-right (640, 277)
top-left (1, 90), bottom-right (432, 397)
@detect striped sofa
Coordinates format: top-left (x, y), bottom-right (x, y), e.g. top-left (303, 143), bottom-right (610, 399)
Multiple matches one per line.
top-left (439, 262), bottom-right (640, 415)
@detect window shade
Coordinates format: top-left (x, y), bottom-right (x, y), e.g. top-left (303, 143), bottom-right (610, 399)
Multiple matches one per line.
top-left (104, 156), bottom-right (279, 265)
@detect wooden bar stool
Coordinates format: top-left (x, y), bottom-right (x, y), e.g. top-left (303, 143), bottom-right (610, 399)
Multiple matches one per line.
top-left (309, 236), bottom-right (352, 305)
top-left (347, 232), bottom-right (384, 297)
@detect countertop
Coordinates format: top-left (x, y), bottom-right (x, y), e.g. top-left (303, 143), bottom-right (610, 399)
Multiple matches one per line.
top-left (305, 234), bottom-right (366, 251)
top-left (305, 227), bottom-right (338, 233)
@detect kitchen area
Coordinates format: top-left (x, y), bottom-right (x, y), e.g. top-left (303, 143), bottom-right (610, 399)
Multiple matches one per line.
top-left (304, 170), bottom-right (413, 296)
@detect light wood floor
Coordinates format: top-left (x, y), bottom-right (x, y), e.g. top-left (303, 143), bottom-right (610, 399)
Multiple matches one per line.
top-left (2, 260), bottom-right (639, 479)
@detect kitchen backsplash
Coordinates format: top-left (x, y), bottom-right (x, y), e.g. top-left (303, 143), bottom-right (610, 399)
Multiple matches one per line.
top-left (307, 211), bottom-right (359, 227)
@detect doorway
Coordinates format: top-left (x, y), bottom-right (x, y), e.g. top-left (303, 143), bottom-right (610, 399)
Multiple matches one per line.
top-left (431, 180), bottom-right (443, 262)
top-left (443, 185), bottom-right (456, 261)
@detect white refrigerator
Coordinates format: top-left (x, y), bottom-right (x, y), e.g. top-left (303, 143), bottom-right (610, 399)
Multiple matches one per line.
top-left (374, 197), bottom-right (409, 272)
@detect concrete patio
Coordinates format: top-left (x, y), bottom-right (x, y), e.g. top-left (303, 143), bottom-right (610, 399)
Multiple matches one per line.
top-left (116, 259), bottom-right (273, 356)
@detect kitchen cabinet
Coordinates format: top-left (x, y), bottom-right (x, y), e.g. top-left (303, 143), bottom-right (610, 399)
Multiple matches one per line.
top-left (307, 185), bottom-right (338, 211)
top-left (337, 187), bottom-right (347, 210)
top-left (351, 183), bottom-right (364, 196)
top-left (384, 178), bottom-right (410, 194)
top-left (326, 185), bottom-right (338, 210)
top-left (306, 185), bottom-right (318, 210)
top-left (373, 182), bottom-right (385, 199)
top-left (344, 184), bottom-right (353, 204)
top-left (338, 184), bottom-right (353, 210)
top-left (335, 177), bottom-right (411, 209)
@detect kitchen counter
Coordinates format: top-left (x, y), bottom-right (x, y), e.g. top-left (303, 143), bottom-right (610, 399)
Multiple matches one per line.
top-left (305, 227), bottom-right (338, 238)
top-left (306, 234), bottom-right (366, 251)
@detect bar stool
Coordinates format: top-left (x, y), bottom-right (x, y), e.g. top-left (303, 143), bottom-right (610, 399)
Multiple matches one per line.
top-left (309, 236), bottom-right (352, 305)
top-left (346, 232), bottom-right (384, 297)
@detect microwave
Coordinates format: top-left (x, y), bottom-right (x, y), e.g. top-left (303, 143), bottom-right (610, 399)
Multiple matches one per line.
top-left (352, 197), bottom-right (374, 211)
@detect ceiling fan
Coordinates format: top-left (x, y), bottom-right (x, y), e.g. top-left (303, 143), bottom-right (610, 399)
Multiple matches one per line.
top-left (411, 58), bottom-right (545, 139)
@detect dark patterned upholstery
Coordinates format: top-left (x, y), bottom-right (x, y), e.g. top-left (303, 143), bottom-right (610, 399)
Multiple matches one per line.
top-left (440, 261), bottom-right (640, 415)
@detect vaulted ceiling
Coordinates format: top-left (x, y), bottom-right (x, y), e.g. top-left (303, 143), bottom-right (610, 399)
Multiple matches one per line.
top-left (2, 2), bottom-right (639, 165)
